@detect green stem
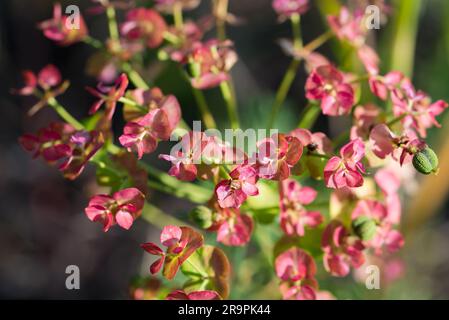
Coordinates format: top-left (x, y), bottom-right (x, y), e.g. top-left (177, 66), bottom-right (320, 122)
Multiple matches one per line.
top-left (267, 14), bottom-right (303, 128)
top-left (141, 203), bottom-right (190, 229)
top-left (83, 36), bottom-right (103, 49)
top-left (173, 2), bottom-right (184, 30)
top-left (386, 113), bottom-right (408, 127)
top-left (192, 88), bottom-right (217, 129)
top-left (106, 5), bottom-right (120, 42)
top-left (215, 0), bottom-right (229, 41)
top-left (220, 80), bottom-right (239, 129)
top-left (297, 103), bottom-right (321, 129)
top-left (121, 62), bottom-right (150, 89)
top-left (141, 163), bottom-right (212, 204)
top-left (47, 97), bottom-right (84, 130)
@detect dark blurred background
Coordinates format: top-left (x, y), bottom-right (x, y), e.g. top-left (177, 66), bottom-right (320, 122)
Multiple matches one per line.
top-left (1, 0), bottom-right (449, 299)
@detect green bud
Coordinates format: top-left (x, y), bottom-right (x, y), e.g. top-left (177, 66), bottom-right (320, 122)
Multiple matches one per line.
top-left (412, 146), bottom-right (439, 175)
top-left (189, 206), bottom-right (213, 229)
top-left (352, 216), bottom-right (377, 241)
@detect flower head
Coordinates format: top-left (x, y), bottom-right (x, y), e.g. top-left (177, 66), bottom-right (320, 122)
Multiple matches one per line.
top-left (306, 65), bottom-right (355, 116)
top-left (85, 188), bottom-right (145, 232)
top-left (351, 200), bottom-right (404, 255)
top-left (155, 0), bottom-right (201, 13)
top-left (327, 7), bottom-right (367, 47)
top-left (215, 165), bottom-right (259, 209)
top-left (275, 248), bottom-right (318, 300)
top-left (120, 8), bottom-right (167, 49)
top-left (279, 179), bottom-right (323, 237)
top-left (321, 220), bottom-right (365, 277)
top-left (141, 225), bottom-right (204, 279)
top-left (215, 209), bottom-right (253, 246)
top-left (86, 73), bottom-right (129, 121)
top-left (324, 139), bottom-right (366, 189)
top-left (119, 92), bottom-right (181, 159)
top-left (19, 123), bottom-right (104, 180)
top-left (255, 134), bottom-right (303, 180)
top-left (188, 40), bottom-right (237, 89)
top-left (38, 3), bottom-right (88, 46)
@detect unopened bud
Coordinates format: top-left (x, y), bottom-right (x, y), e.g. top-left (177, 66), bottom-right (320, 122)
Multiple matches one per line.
top-left (352, 216), bottom-right (377, 241)
top-left (412, 146), bottom-right (439, 175)
top-left (189, 206), bottom-right (213, 229)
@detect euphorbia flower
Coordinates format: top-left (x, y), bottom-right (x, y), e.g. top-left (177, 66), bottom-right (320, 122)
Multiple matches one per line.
top-left (216, 209), bottom-right (253, 246)
top-left (120, 8), bottom-right (167, 49)
top-left (351, 200), bottom-right (404, 255)
top-left (188, 40), bottom-right (237, 89)
top-left (369, 124), bottom-right (425, 165)
top-left (279, 179), bottom-right (323, 237)
top-left (391, 80), bottom-right (449, 137)
top-left (321, 220), bottom-right (365, 277)
top-left (13, 65), bottom-right (69, 115)
top-left (215, 165), bottom-right (259, 209)
top-left (38, 3), bottom-right (88, 46)
top-left (369, 71), bottom-right (404, 101)
top-left (141, 225), bottom-right (204, 280)
top-left (119, 93), bottom-right (181, 159)
top-left (159, 131), bottom-right (207, 181)
top-left (290, 128), bottom-right (332, 155)
top-left (86, 73), bottom-right (129, 121)
top-left (166, 290), bottom-right (221, 300)
top-left (327, 7), bottom-right (367, 47)
top-left (19, 122), bottom-right (104, 180)
top-left (305, 65), bottom-right (355, 116)
top-left (255, 134), bottom-right (303, 180)
top-left (85, 188), bottom-right (145, 232)
top-left (350, 104), bottom-right (381, 140)
top-left (275, 248), bottom-right (318, 300)
top-left (324, 139), bottom-right (366, 189)
top-left (272, 0), bottom-right (309, 18)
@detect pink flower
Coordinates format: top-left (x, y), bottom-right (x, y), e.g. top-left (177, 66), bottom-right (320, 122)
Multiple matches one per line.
top-left (369, 124), bottom-right (425, 165)
top-left (216, 210), bottom-right (254, 246)
top-left (119, 94), bottom-right (181, 159)
top-left (357, 45), bottom-right (380, 76)
top-left (324, 139), bottom-right (366, 189)
top-left (350, 104), bottom-right (381, 140)
top-left (120, 8), bottom-right (167, 48)
top-left (327, 7), bottom-right (367, 47)
top-left (322, 220), bottom-right (365, 277)
top-left (19, 123), bottom-right (104, 180)
top-left (272, 0), bottom-right (309, 18)
top-left (12, 65), bottom-right (69, 115)
top-left (85, 188), bottom-right (145, 232)
top-left (391, 80), bottom-right (449, 137)
top-left (279, 179), bottom-right (323, 237)
top-left (275, 248), bottom-right (318, 300)
top-left (290, 128), bottom-right (333, 155)
top-left (159, 131), bottom-right (207, 181)
top-left (255, 134), bottom-right (303, 180)
top-left (166, 290), bottom-right (221, 300)
top-left (38, 3), bottom-right (88, 46)
top-left (351, 200), bottom-right (404, 255)
top-left (369, 71), bottom-right (404, 101)
top-left (86, 73), bottom-right (129, 121)
top-left (306, 65), bottom-right (355, 116)
top-left (215, 165), bottom-right (259, 209)
top-left (188, 40), bottom-right (237, 90)
top-left (141, 226), bottom-right (204, 280)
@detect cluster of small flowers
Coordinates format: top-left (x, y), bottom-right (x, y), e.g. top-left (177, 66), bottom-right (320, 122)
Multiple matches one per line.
top-left (15, 0), bottom-right (448, 300)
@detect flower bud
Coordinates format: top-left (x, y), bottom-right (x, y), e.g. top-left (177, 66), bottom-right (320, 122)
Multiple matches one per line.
top-left (352, 216), bottom-right (377, 241)
top-left (189, 206), bottom-right (213, 229)
top-left (412, 146), bottom-right (439, 175)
